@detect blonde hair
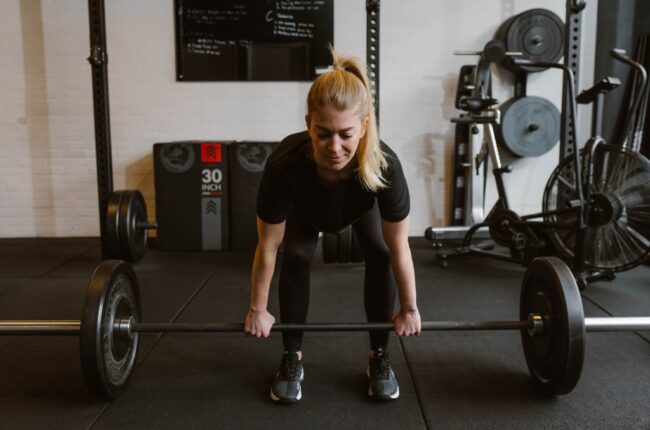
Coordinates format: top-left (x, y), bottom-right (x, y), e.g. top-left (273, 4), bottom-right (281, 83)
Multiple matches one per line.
top-left (307, 49), bottom-right (388, 192)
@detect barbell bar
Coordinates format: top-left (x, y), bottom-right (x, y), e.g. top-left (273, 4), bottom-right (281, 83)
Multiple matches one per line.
top-left (0, 318), bottom-right (538, 335)
top-left (0, 321), bottom-right (81, 335)
top-left (1, 257), bottom-right (648, 400)
top-left (5, 316), bottom-right (650, 336)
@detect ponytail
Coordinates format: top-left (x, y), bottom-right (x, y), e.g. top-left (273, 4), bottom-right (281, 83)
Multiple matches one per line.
top-left (307, 48), bottom-right (388, 191)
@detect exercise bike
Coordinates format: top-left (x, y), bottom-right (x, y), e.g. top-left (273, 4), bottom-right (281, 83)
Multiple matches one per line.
top-left (429, 42), bottom-right (650, 288)
top-left (543, 49), bottom-right (650, 274)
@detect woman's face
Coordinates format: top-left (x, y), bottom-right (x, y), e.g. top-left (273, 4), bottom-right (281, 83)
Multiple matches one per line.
top-left (306, 106), bottom-right (368, 174)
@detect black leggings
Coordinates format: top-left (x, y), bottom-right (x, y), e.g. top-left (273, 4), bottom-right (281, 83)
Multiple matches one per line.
top-left (279, 203), bottom-right (396, 352)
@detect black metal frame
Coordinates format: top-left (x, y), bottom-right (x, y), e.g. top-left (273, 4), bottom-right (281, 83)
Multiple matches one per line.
top-left (430, 2), bottom-right (620, 285)
top-left (366, 0), bottom-right (380, 125)
top-left (87, 0), bottom-right (113, 260)
top-left (89, 1), bottom-right (376, 262)
top-left (439, 54), bottom-right (631, 287)
top-left (437, 55), bottom-right (595, 274)
top-left (559, 0), bottom-right (586, 159)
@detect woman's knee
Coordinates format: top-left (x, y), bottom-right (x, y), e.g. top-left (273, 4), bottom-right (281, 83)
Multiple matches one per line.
top-left (362, 241), bottom-right (391, 266)
top-left (282, 245), bottom-right (314, 269)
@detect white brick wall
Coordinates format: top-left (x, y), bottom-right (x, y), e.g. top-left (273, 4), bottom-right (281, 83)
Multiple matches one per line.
top-left (0, 0), bottom-right (597, 237)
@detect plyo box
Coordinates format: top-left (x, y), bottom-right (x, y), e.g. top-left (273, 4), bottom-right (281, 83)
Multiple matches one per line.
top-left (153, 141), bottom-right (231, 251)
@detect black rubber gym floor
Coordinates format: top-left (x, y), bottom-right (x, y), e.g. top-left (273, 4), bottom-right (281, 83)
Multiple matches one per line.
top-left (0, 238), bottom-right (649, 429)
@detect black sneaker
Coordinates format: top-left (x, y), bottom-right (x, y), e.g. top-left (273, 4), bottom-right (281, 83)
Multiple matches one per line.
top-left (270, 352), bottom-right (304, 403)
top-left (367, 348), bottom-right (399, 400)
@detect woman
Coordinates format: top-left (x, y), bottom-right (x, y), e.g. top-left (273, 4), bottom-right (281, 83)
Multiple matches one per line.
top-left (244, 50), bottom-right (421, 403)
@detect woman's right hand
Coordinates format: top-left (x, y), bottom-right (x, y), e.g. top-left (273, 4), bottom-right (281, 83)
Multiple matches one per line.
top-left (244, 308), bottom-right (276, 338)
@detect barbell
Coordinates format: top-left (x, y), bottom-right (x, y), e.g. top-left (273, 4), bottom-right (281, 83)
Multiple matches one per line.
top-left (1, 257), bottom-right (649, 399)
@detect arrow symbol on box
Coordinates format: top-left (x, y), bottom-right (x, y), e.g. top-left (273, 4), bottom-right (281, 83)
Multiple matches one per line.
top-left (206, 146), bottom-right (217, 160)
top-left (206, 201), bottom-right (217, 215)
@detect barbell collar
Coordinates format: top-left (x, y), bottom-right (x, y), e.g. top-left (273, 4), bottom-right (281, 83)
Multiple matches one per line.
top-left (528, 314), bottom-right (544, 337)
top-left (0, 321), bottom-right (80, 335)
top-left (585, 317), bottom-right (650, 332)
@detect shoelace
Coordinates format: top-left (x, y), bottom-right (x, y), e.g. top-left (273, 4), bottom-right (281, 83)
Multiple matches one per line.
top-left (281, 353), bottom-right (302, 380)
top-left (370, 350), bottom-right (391, 379)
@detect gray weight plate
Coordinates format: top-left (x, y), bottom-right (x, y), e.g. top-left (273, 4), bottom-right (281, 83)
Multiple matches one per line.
top-left (80, 260), bottom-right (141, 399)
top-left (520, 257), bottom-right (585, 396)
top-left (499, 8), bottom-right (564, 73)
top-left (498, 96), bottom-right (560, 157)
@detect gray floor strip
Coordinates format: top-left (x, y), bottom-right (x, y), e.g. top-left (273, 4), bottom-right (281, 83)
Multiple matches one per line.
top-left (398, 337), bottom-right (431, 430)
top-left (37, 244), bottom-right (100, 278)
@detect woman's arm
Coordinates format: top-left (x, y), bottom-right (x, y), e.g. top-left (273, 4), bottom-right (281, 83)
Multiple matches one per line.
top-left (381, 215), bottom-right (421, 336)
top-left (244, 216), bottom-right (286, 337)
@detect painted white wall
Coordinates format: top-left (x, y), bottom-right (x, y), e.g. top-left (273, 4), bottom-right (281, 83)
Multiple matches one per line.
top-left (0, 0), bottom-right (597, 238)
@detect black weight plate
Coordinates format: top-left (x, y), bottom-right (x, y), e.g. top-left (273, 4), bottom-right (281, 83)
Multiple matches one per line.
top-left (80, 260), bottom-right (141, 399)
top-left (500, 8), bottom-right (564, 73)
top-left (350, 229), bottom-right (364, 263)
top-left (520, 257), bottom-right (585, 395)
top-left (488, 208), bottom-right (522, 247)
top-left (322, 233), bottom-right (338, 263)
top-left (118, 190), bottom-right (148, 263)
top-left (498, 96), bottom-right (560, 157)
top-left (337, 226), bottom-right (352, 263)
top-left (106, 191), bottom-right (125, 259)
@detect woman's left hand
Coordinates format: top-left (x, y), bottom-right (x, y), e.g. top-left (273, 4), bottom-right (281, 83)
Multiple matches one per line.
top-left (392, 308), bottom-right (421, 336)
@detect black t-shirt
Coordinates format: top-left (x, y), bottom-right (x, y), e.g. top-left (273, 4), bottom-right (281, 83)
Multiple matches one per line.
top-left (256, 131), bottom-right (410, 233)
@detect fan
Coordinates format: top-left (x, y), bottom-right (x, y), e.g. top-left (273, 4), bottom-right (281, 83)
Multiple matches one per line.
top-left (543, 144), bottom-right (650, 272)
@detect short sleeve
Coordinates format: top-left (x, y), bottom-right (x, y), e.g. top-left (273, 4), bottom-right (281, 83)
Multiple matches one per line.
top-left (377, 153), bottom-right (410, 222)
top-left (256, 164), bottom-right (292, 224)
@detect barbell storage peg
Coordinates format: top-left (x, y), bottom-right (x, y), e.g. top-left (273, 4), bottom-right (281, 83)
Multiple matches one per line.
top-left (451, 50), bottom-right (522, 57)
top-left (136, 221), bottom-right (158, 230)
top-left (453, 50), bottom-right (484, 56)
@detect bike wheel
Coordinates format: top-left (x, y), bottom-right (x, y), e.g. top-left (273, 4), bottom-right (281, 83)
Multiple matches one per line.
top-left (542, 144), bottom-right (650, 272)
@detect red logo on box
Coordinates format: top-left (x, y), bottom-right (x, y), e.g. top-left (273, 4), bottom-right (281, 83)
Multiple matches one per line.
top-left (201, 143), bottom-right (222, 163)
